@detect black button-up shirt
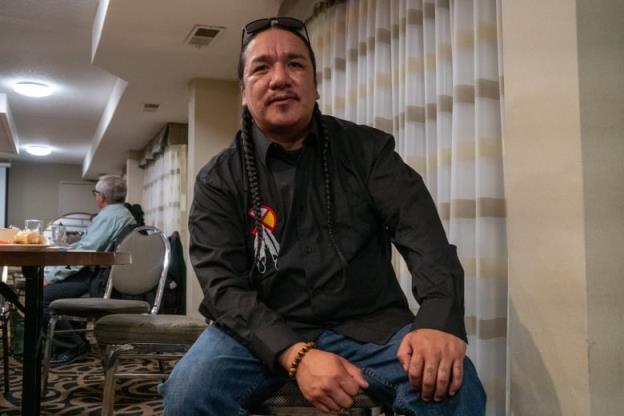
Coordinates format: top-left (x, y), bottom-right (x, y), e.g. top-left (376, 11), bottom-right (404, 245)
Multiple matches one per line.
top-left (189, 115), bottom-right (466, 369)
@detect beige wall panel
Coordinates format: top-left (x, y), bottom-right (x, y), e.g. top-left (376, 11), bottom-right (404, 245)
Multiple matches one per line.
top-left (577, 0), bottom-right (624, 414)
top-left (186, 78), bottom-right (241, 318)
top-left (501, 0), bottom-right (590, 415)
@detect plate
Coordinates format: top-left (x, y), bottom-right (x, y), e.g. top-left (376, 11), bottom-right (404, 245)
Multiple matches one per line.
top-left (0, 243), bottom-right (55, 251)
top-left (0, 243), bottom-right (52, 247)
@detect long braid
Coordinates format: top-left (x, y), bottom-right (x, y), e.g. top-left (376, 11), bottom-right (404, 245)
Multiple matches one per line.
top-left (315, 104), bottom-right (347, 267)
top-left (240, 106), bottom-right (266, 273)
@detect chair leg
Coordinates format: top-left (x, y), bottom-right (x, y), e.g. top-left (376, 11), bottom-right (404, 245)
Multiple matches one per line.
top-left (157, 358), bottom-right (167, 383)
top-left (2, 313), bottom-right (9, 393)
top-left (101, 345), bottom-right (121, 416)
top-left (41, 315), bottom-right (58, 395)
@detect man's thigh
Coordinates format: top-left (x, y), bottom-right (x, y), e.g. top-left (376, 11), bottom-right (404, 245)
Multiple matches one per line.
top-left (159, 325), bottom-right (285, 416)
top-left (44, 273), bottom-right (91, 305)
top-left (316, 325), bottom-right (486, 416)
top-left (315, 324), bottom-right (412, 399)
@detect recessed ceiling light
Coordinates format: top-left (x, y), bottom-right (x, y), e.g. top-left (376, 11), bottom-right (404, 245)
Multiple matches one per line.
top-left (13, 82), bottom-right (52, 98)
top-left (24, 145), bottom-right (52, 156)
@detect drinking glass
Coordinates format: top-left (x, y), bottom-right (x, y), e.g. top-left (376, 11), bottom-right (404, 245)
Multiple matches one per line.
top-left (24, 219), bottom-right (42, 233)
top-left (51, 224), bottom-right (66, 245)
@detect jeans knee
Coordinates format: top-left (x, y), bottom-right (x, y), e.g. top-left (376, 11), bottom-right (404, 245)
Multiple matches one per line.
top-left (158, 326), bottom-right (283, 415)
top-left (392, 357), bottom-right (486, 416)
top-left (459, 357), bottom-right (486, 408)
top-left (160, 368), bottom-right (216, 415)
top-left (159, 347), bottom-right (260, 414)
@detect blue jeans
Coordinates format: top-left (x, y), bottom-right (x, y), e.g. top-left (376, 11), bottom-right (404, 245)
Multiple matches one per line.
top-left (159, 324), bottom-right (486, 415)
top-left (43, 271), bottom-right (92, 353)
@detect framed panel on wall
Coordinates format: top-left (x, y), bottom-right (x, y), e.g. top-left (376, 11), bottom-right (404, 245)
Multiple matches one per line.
top-left (58, 181), bottom-right (96, 215)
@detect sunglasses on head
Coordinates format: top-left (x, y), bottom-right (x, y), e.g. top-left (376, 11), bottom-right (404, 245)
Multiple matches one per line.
top-left (241, 17), bottom-right (310, 48)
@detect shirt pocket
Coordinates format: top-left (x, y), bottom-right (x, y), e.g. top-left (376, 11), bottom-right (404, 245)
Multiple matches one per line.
top-left (333, 173), bottom-right (379, 260)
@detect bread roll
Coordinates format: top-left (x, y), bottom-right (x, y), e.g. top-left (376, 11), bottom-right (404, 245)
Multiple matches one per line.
top-left (14, 230), bottom-right (46, 244)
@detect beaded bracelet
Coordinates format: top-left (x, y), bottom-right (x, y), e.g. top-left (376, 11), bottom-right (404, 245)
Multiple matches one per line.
top-left (288, 341), bottom-right (315, 378)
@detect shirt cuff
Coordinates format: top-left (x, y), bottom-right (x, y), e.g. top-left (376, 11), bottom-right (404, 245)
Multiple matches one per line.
top-left (413, 297), bottom-right (467, 343)
top-left (250, 322), bottom-right (304, 370)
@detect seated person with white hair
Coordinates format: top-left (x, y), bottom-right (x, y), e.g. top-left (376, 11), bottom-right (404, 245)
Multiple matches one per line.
top-left (43, 174), bottom-right (137, 364)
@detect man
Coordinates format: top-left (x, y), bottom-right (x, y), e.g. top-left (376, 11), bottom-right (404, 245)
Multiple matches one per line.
top-left (43, 174), bottom-right (136, 364)
top-left (161, 17), bottom-right (485, 415)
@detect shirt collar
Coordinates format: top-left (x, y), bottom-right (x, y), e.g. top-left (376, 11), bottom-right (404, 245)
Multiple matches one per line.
top-left (252, 118), bottom-right (320, 166)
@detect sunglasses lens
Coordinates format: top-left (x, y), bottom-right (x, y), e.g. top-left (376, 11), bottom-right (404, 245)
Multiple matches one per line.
top-left (245, 18), bottom-right (271, 35)
top-left (276, 17), bottom-right (303, 30)
top-left (242, 17), bottom-right (307, 45)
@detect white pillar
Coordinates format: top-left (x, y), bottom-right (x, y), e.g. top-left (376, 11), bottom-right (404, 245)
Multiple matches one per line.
top-left (125, 153), bottom-right (144, 204)
top-left (185, 78), bottom-right (241, 318)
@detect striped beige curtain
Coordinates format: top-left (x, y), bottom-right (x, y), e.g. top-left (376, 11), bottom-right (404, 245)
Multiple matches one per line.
top-left (142, 144), bottom-right (188, 236)
top-left (308, 0), bottom-right (507, 414)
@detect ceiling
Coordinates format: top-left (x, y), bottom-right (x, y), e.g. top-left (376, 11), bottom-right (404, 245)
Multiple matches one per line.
top-left (0, 0), bottom-right (283, 178)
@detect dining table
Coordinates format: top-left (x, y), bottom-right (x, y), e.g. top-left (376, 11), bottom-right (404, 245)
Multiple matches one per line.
top-left (0, 245), bottom-right (131, 416)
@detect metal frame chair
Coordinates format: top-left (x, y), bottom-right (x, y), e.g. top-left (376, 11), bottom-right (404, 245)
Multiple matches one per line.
top-left (41, 226), bottom-right (171, 393)
top-left (0, 287), bottom-right (24, 393)
top-left (0, 267), bottom-right (26, 393)
top-left (44, 211), bottom-right (95, 231)
top-left (43, 211), bottom-right (95, 244)
top-left (251, 379), bottom-right (393, 416)
top-left (0, 302), bottom-right (9, 393)
top-left (94, 313), bottom-right (207, 416)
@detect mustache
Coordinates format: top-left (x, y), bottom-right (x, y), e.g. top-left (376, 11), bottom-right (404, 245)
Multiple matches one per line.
top-left (266, 93), bottom-right (299, 104)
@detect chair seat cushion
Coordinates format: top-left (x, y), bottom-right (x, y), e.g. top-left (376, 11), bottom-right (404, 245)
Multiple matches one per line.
top-left (49, 298), bottom-right (150, 318)
top-left (94, 314), bottom-right (207, 345)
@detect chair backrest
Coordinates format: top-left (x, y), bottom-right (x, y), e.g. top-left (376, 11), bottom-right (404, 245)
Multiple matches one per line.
top-left (104, 226), bottom-right (171, 315)
top-left (44, 212), bottom-right (95, 244)
top-left (45, 211), bottom-right (94, 233)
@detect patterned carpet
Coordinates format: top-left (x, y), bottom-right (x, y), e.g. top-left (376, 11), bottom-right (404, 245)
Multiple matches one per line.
top-left (0, 352), bottom-right (167, 415)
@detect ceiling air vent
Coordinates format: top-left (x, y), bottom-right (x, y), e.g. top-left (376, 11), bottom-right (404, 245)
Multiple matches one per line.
top-left (142, 103), bottom-right (160, 113)
top-left (185, 25), bottom-right (224, 48)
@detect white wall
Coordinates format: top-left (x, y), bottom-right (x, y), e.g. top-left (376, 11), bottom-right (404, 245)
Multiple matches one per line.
top-left (7, 161), bottom-right (95, 228)
top-left (278, 0), bottom-right (317, 20)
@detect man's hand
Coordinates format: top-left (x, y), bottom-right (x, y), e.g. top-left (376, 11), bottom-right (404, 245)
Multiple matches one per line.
top-left (279, 344), bottom-right (368, 413)
top-left (396, 329), bottom-right (466, 402)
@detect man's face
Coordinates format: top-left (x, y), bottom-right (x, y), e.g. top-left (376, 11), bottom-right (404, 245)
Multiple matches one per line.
top-left (93, 189), bottom-right (105, 209)
top-left (241, 28), bottom-right (318, 141)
